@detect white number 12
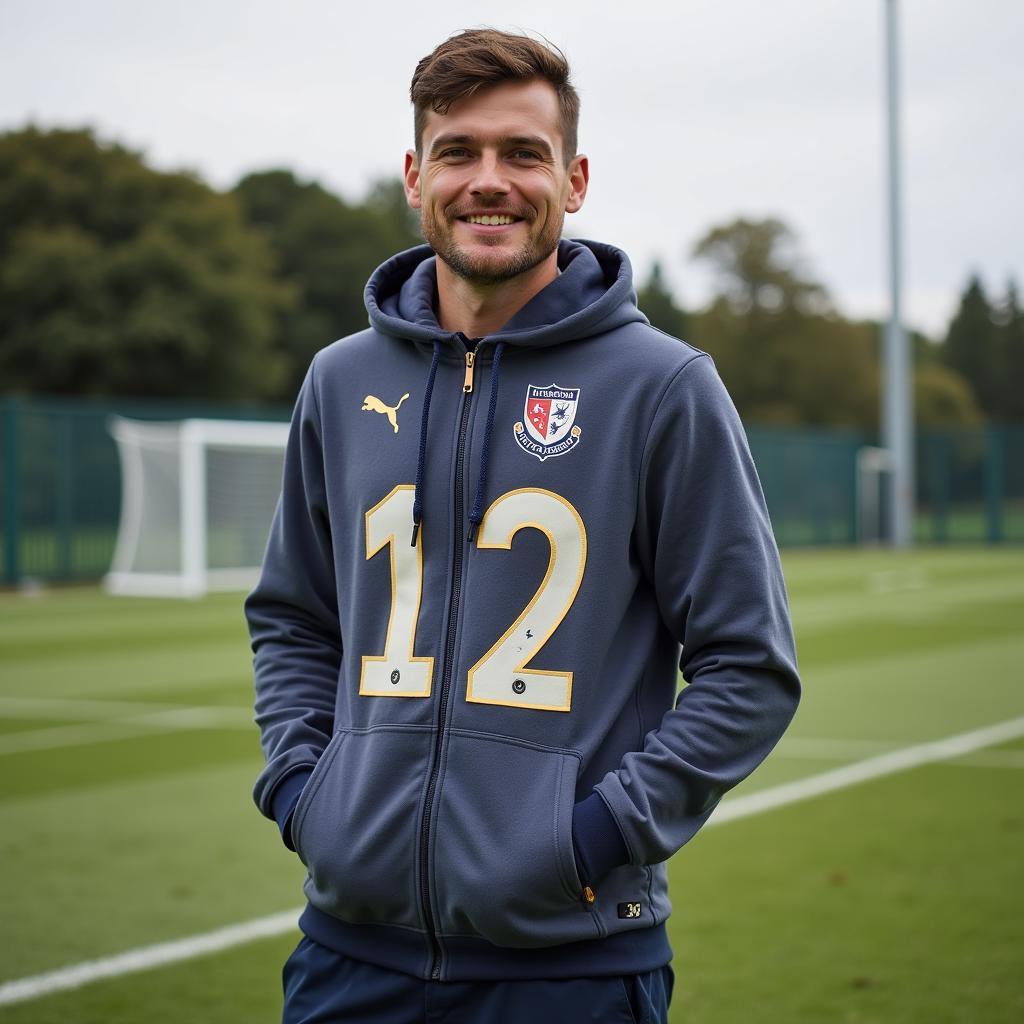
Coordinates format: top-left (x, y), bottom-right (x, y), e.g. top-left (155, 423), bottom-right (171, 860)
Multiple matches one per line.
top-left (359, 486), bottom-right (587, 712)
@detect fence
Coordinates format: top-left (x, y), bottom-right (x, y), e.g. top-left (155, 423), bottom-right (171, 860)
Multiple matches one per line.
top-left (2, 395), bottom-right (1022, 586)
top-left (1, 396), bottom-right (290, 586)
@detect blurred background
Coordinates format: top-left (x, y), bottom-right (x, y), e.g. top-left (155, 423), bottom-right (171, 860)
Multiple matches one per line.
top-left (1, 2), bottom-right (1021, 1022)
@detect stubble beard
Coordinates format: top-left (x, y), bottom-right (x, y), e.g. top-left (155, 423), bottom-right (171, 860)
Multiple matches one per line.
top-left (422, 206), bottom-right (563, 286)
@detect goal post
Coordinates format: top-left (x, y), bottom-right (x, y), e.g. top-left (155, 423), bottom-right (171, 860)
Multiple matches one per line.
top-left (105, 417), bottom-right (289, 598)
top-left (856, 445), bottom-right (894, 545)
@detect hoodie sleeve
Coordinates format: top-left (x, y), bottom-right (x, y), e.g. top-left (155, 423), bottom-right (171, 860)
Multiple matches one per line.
top-left (573, 353), bottom-right (800, 882)
top-left (246, 356), bottom-right (340, 848)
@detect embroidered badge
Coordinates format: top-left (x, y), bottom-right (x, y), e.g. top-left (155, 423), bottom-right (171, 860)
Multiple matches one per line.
top-left (513, 384), bottom-right (582, 461)
top-left (618, 901), bottom-right (643, 919)
top-left (362, 393), bottom-right (409, 434)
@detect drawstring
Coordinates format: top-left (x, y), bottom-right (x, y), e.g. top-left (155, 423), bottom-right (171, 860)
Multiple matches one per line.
top-left (411, 340), bottom-right (442, 546)
top-left (410, 338), bottom-right (506, 546)
top-left (467, 341), bottom-right (505, 542)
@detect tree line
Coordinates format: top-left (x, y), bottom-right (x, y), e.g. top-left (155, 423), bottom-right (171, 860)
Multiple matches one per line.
top-left (2, 126), bottom-right (1020, 430)
top-left (640, 218), bottom-right (1022, 430)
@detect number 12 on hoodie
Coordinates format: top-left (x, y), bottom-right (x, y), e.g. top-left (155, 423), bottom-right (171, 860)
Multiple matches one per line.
top-left (360, 485), bottom-right (587, 712)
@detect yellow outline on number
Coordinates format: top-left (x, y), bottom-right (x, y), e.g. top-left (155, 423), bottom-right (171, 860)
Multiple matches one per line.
top-left (466, 487), bottom-right (587, 712)
top-left (359, 485), bottom-right (434, 698)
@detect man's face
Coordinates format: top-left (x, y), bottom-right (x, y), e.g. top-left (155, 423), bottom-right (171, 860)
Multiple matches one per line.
top-left (404, 79), bottom-right (588, 285)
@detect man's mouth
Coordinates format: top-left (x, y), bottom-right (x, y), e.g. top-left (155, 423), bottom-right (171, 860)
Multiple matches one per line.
top-left (463, 214), bottom-right (517, 225)
top-left (457, 213), bottom-right (524, 226)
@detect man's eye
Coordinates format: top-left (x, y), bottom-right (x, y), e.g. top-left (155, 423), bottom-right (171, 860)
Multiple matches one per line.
top-left (441, 148), bottom-right (471, 159)
top-left (511, 150), bottom-right (541, 161)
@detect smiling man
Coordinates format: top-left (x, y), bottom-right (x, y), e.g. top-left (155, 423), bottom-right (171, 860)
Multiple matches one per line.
top-left (247, 28), bottom-right (800, 1024)
top-left (409, 75), bottom-right (586, 332)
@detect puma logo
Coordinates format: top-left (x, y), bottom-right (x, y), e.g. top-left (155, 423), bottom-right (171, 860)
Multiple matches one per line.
top-left (361, 393), bottom-right (410, 434)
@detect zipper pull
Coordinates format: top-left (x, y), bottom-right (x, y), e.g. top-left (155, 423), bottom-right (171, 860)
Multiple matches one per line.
top-left (463, 351), bottom-right (475, 393)
top-left (581, 884), bottom-right (596, 906)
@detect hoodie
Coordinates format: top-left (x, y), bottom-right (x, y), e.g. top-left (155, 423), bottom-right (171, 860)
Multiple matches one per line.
top-left (246, 239), bottom-right (800, 982)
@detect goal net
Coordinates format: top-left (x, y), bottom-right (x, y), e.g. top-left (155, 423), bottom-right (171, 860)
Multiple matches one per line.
top-left (856, 445), bottom-right (894, 545)
top-left (105, 417), bottom-right (289, 597)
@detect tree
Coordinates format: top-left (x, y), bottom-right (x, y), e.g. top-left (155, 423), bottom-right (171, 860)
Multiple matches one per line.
top-left (692, 217), bottom-right (831, 318)
top-left (914, 363), bottom-right (983, 428)
top-left (686, 216), bottom-right (987, 432)
top-left (636, 261), bottom-right (688, 340)
top-left (365, 177), bottom-right (423, 245)
top-left (689, 300), bottom-right (880, 429)
top-left (233, 171), bottom-right (422, 398)
top-left (0, 127), bottom-right (289, 399)
top-left (689, 217), bottom-right (869, 428)
top-left (992, 278), bottom-right (1024, 421)
top-left (940, 274), bottom-right (1000, 419)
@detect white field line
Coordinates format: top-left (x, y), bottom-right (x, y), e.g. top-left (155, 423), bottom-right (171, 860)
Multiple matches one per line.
top-left (0, 707), bottom-right (254, 755)
top-left (788, 577), bottom-right (1024, 630)
top-left (0, 910), bottom-right (301, 1008)
top-left (2, 714), bottom-right (1023, 1008)
top-left (708, 715), bottom-right (1024, 826)
top-left (771, 736), bottom-right (901, 760)
top-left (942, 748), bottom-right (1024, 770)
top-left (0, 696), bottom-right (233, 720)
top-left (866, 567), bottom-right (929, 594)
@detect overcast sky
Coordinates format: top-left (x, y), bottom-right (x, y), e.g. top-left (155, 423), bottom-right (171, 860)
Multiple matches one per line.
top-left (2, 0), bottom-right (1021, 337)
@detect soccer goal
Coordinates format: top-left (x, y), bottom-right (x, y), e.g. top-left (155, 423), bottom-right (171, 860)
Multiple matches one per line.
top-left (105, 417), bottom-right (289, 598)
top-left (856, 445), bottom-right (894, 545)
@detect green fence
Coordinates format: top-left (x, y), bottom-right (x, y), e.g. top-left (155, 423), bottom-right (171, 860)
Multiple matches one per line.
top-left (2, 395), bottom-right (1022, 586)
top-left (916, 427), bottom-right (1024, 543)
top-left (748, 427), bottom-right (865, 546)
top-left (0, 396), bottom-right (290, 585)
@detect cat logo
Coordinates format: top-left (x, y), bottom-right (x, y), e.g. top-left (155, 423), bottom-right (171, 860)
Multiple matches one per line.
top-left (362, 393), bottom-right (410, 434)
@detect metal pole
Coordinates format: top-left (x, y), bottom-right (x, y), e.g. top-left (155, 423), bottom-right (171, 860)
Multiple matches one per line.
top-left (883, 0), bottom-right (913, 546)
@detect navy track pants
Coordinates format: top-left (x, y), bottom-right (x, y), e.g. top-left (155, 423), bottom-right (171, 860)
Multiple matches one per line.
top-left (283, 935), bottom-right (674, 1024)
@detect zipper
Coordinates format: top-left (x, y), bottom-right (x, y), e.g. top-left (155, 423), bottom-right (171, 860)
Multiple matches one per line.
top-left (418, 335), bottom-right (478, 981)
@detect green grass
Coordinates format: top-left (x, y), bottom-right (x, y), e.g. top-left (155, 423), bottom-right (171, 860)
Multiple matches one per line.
top-left (0, 547), bottom-right (1022, 1022)
top-left (673, 753), bottom-right (1024, 1024)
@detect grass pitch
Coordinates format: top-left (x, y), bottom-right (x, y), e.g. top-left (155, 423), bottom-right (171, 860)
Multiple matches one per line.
top-left (1, 547), bottom-right (1022, 1023)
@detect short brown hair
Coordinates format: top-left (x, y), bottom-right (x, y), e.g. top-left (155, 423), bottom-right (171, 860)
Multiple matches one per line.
top-left (410, 29), bottom-right (579, 165)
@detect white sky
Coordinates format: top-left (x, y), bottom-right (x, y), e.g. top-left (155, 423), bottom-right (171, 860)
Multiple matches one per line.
top-left (2, 0), bottom-right (1021, 337)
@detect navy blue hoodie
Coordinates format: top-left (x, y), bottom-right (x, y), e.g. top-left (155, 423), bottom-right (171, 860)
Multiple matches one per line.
top-left (246, 239), bottom-right (800, 981)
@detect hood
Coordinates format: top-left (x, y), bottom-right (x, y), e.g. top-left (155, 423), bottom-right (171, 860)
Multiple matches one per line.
top-left (364, 238), bottom-right (647, 347)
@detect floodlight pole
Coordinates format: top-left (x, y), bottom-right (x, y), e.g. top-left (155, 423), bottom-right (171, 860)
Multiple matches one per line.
top-left (883, 0), bottom-right (913, 546)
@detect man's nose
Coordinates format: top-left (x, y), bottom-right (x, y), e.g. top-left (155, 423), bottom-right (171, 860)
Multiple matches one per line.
top-left (469, 152), bottom-right (510, 196)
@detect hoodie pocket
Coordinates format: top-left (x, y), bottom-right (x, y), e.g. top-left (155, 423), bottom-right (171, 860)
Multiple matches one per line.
top-left (292, 726), bottom-right (433, 930)
top-left (433, 731), bottom-right (597, 948)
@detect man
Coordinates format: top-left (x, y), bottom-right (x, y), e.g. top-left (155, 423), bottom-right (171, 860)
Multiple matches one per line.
top-left (247, 28), bottom-right (800, 1024)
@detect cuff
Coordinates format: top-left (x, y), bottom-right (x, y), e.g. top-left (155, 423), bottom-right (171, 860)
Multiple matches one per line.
top-left (270, 767), bottom-right (314, 852)
top-left (571, 791), bottom-right (630, 885)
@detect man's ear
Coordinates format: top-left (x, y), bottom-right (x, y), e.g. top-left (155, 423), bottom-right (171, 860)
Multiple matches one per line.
top-left (404, 150), bottom-right (421, 209)
top-left (564, 155), bottom-right (589, 214)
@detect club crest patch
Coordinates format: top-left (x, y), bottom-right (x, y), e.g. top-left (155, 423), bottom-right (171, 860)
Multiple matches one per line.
top-left (514, 384), bottom-right (582, 461)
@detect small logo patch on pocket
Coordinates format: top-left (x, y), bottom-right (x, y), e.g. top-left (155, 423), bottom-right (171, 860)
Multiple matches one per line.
top-left (618, 901), bottom-right (642, 919)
